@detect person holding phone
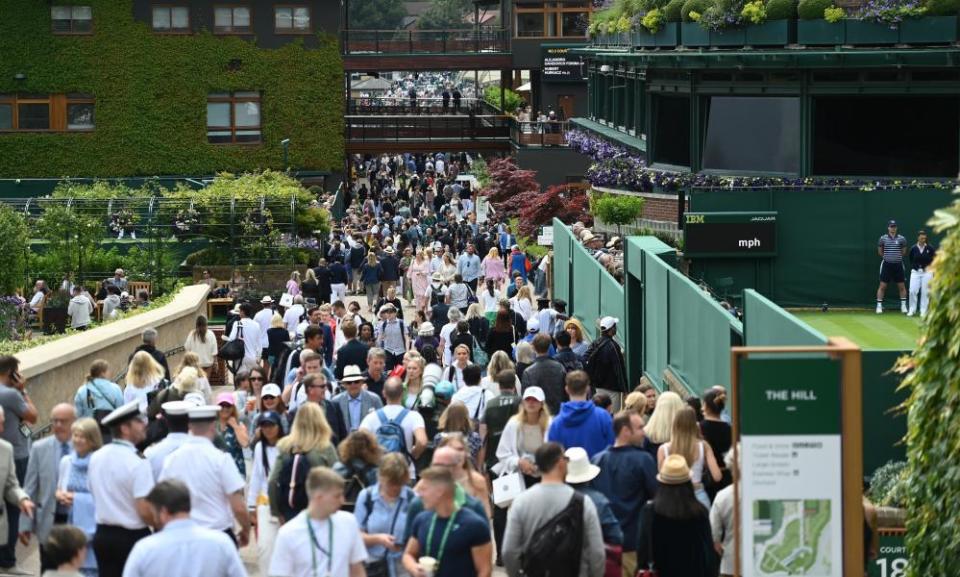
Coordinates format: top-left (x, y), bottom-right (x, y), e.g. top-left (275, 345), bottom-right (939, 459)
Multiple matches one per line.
top-left (0, 355), bottom-right (39, 574)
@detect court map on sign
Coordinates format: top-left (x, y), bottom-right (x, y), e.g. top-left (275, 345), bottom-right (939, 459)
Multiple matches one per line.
top-left (753, 499), bottom-right (833, 576)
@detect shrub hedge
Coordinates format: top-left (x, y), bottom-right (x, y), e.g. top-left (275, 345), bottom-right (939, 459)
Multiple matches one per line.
top-left (0, 0), bottom-right (344, 178)
top-left (797, 0), bottom-right (835, 19)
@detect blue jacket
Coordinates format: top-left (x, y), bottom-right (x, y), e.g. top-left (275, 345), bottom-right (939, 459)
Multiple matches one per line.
top-left (547, 400), bottom-right (613, 458)
top-left (590, 445), bottom-right (658, 552)
top-left (576, 486), bottom-right (624, 546)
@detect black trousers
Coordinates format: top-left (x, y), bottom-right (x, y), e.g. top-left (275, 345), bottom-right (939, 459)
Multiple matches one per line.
top-left (385, 351), bottom-right (404, 372)
top-left (93, 524), bottom-right (151, 577)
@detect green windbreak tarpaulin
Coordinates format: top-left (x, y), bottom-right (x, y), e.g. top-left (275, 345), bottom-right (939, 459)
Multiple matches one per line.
top-left (743, 289), bottom-right (828, 346)
top-left (572, 241), bottom-right (601, 339)
top-left (688, 187), bottom-right (954, 307)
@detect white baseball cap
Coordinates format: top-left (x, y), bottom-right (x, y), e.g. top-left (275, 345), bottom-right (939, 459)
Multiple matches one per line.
top-left (522, 386), bottom-right (545, 403)
top-left (600, 316), bottom-right (619, 331)
top-left (527, 318), bottom-right (540, 333)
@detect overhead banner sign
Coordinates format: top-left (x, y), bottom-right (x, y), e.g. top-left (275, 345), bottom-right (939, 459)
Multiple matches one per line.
top-left (542, 45), bottom-right (588, 83)
top-left (738, 356), bottom-right (844, 577)
top-left (684, 211), bottom-right (777, 257)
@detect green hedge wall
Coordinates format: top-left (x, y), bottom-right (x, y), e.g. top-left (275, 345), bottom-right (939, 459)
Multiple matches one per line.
top-left (0, 0), bottom-right (344, 178)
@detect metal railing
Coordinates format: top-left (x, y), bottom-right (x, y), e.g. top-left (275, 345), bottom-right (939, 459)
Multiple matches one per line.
top-left (347, 97), bottom-right (484, 116)
top-left (342, 28), bottom-right (509, 55)
top-left (510, 118), bottom-right (570, 147)
top-left (345, 114), bottom-right (511, 143)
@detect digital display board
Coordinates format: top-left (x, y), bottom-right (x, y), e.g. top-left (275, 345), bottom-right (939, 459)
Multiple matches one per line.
top-left (542, 45), bottom-right (587, 83)
top-left (683, 211), bottom-right (777, 257)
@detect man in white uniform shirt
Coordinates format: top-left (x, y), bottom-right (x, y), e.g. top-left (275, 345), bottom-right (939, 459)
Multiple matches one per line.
top-left (253, 296), bottom-right (275, 352)
top-left (223, 302), bottom-right (262, 372)
top-left (88, 401), bottom-right (155, 577)
top-left (122, 480), bottom-right (246, 577)
top-left (283, 295), bottom-right (306, 336)
top-left (269, 467), bottom-right (367, 577)
top-left (159, 405), bottom-right (250, 547)
top-left (143, 401), bottom-right (191, 480)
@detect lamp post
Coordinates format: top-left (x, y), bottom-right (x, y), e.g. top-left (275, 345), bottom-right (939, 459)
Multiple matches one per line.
top-left (280, 138), bottom-right (290, 171)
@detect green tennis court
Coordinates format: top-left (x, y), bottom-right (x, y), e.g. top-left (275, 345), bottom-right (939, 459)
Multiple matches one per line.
top-left (791, 310), bottom-right (923, 351)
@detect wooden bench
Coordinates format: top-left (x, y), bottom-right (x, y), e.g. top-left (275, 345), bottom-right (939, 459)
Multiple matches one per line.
top-left (128, 281), bottom-right (151, 297)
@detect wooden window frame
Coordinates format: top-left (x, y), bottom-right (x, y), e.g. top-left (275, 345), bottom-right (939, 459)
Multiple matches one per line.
top-left (207, 92), bottom-right (262, 145)
top-left (0, 94), bottom-right (95, 133)
top-left (151, 4), bottom-right (191, 34)
top-left (51, 5), bottom-right (94, 35)
top-left (273, 5), bottom-right (312, 35)
top-left (514, 2), bottom-right (590, 39)
top-left (213, 4), bottom-right (253, 35)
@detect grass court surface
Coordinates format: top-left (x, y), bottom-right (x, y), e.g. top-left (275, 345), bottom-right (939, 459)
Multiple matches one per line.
top-left (791, 310), bottom-right (922, 351)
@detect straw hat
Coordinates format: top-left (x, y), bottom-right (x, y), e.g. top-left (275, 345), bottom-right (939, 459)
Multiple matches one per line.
top-left (657, 454), bottom-right (692, 485)
top-left (565, 447), bottom-right (601, 484)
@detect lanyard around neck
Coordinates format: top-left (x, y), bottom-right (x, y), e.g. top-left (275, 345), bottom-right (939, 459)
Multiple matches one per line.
top-left (307, 515), bottom-right (334, 577)
top-left (426, 508), bottom-right (460, 571)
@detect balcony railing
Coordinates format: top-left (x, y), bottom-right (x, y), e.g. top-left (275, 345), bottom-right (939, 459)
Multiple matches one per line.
top-left (347, 97), bottom-right (484, 115)
top-left (345, 114), bottom-right (511, 143)
top-left (342, 28), bottom-right (509, 55)
top-left (510, 118), bottom-right (569, 147)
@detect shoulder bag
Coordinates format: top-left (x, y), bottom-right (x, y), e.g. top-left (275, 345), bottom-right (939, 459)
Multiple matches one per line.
top-left (220, 322), bottom-right (246, 361)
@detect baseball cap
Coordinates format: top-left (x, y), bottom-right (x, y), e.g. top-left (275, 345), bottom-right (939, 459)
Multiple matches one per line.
top-left (527, 318), bottom-right (540, 333)
top-left (261, 383), bottom-right (282, 398)
top-left (599, 316), bottom-right (619, 331)
top-left (523, 386), bottom-right (545, 403)
top-left (887, 219), bottom-right (898, 227)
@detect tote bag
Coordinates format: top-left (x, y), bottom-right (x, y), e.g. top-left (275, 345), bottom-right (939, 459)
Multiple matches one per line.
top-left (493, 471), bottom-right (526, 508)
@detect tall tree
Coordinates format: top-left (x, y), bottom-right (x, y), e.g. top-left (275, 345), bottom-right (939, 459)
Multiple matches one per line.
top-left (348, 0), bottom-right (407, 30)
top-left (417, 0), bottom-right (474, 29)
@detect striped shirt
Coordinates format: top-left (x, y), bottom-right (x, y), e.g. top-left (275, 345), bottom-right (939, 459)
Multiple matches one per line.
top-left (878, 234), bottom-right (907, 263)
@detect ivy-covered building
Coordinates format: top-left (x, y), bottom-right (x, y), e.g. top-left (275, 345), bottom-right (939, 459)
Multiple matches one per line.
top-left (0, 0), bottom-right (344, 179)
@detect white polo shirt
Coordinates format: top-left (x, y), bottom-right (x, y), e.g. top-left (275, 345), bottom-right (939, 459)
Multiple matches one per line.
top-left (159, 436), bottom-right (245, 531)
top-left (89, 440), bottom-right (155, 529)
top-left (269, 510), bottom-right (367, 577)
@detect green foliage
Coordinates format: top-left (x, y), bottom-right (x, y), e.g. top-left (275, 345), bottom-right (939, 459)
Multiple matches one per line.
top-left (741, 0), bottom-right (768, 23)
top-left (471, 157), bottom-right (491, 188)
top-left (766, 0), bottom-right (799, 19)
top-left (417, 0), bottom-right (474, 29)
top-left (665, 0), bottom-right (688, 21)
top-left (348, 0), bottom-right (408, 29)
top-left (925, 0), bottom-right (960, 16)
top-left (483, 86), bottom-right (525, 114)
top-left (508, 218), bottom-right (549, 260)
top-left (682, 0), bottom-right (715, 21)
top-left (0, 207), bottom-right (30, 296)
top-left (897, 187), bottom-right (960, 576)
top-left (34, 206), bottom-right (106, 282)
top-left (798, 0), bottom-right (835, 19)
top-left (824, 6), bottom-right (845, 21)
top-left (867, 461), bottom-right (908, 508)
top-left (643, 8), bottom-right (667, 32)
top-left (591, 193), bottom-right (646, 234)
top-left (0, 0), bottom-right (343, 178)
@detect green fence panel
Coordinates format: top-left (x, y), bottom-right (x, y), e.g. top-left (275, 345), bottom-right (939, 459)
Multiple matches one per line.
top-left (743, 289), bottom-right (828, 346)
top-left (552, 218), bottom-right (572, 307)
top-left (643, 250), bottom-right (670, 387)
top-left (572, 241), bottom-right (601, 339)
top-left (600, 269), bottom-right (625, 340)
top-left (667, 271), bottom-right (736, 394)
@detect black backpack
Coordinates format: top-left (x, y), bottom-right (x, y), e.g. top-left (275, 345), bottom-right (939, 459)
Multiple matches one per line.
top-left (520, 492), bottom-right (584, 577)
top-left (276, 452), bottom-right (311, 521)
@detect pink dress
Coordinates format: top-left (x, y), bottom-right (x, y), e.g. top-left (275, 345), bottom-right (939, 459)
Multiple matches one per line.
top-left (407, 258), bottom-right (432, 298)
top-left (482, 256), bottom-right (507, 282)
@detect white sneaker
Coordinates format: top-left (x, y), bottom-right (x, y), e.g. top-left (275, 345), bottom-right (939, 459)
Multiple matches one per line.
top-left (901, 303), bottom-right (908, 314)
top-left (907, 310), bottom-right (915, 317)
top-left (876, 304), bottom-right (883, 314)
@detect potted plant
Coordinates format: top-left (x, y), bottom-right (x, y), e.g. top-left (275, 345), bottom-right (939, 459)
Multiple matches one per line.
top-left (846, 0), bottom-right (913, 45)
top-left (745, 0), bottom-right (799, 45)
top-left (633, 11), bottom-right (659, 46)
top-left (681, 0), bottom-right (714, 45)
top-left (42, 290), bottom-right (71, 335)
top-left (701, 0), bottom-right (749, 45)
top-left (659, 0), bottom-right (686, 45)
top-left (867, 460), bottom-right (908, 528)
top-left (900, 0), bottom-right (960, 43)
top-left (797, 0), bottom-right (846, 44)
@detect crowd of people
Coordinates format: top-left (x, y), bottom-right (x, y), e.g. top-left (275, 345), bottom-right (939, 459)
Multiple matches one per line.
top-left (0, 150), bottom-right (743, 577)
top-left (353, 72), bottom-right (479, 114)
top-left (27, 269), bottom-right (151, 331)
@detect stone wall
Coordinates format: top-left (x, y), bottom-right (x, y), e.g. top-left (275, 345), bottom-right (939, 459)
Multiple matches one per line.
top-left (591, 185), bottom-right (687, 242)
top-left (17, 284), bottom-right (210, 426)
